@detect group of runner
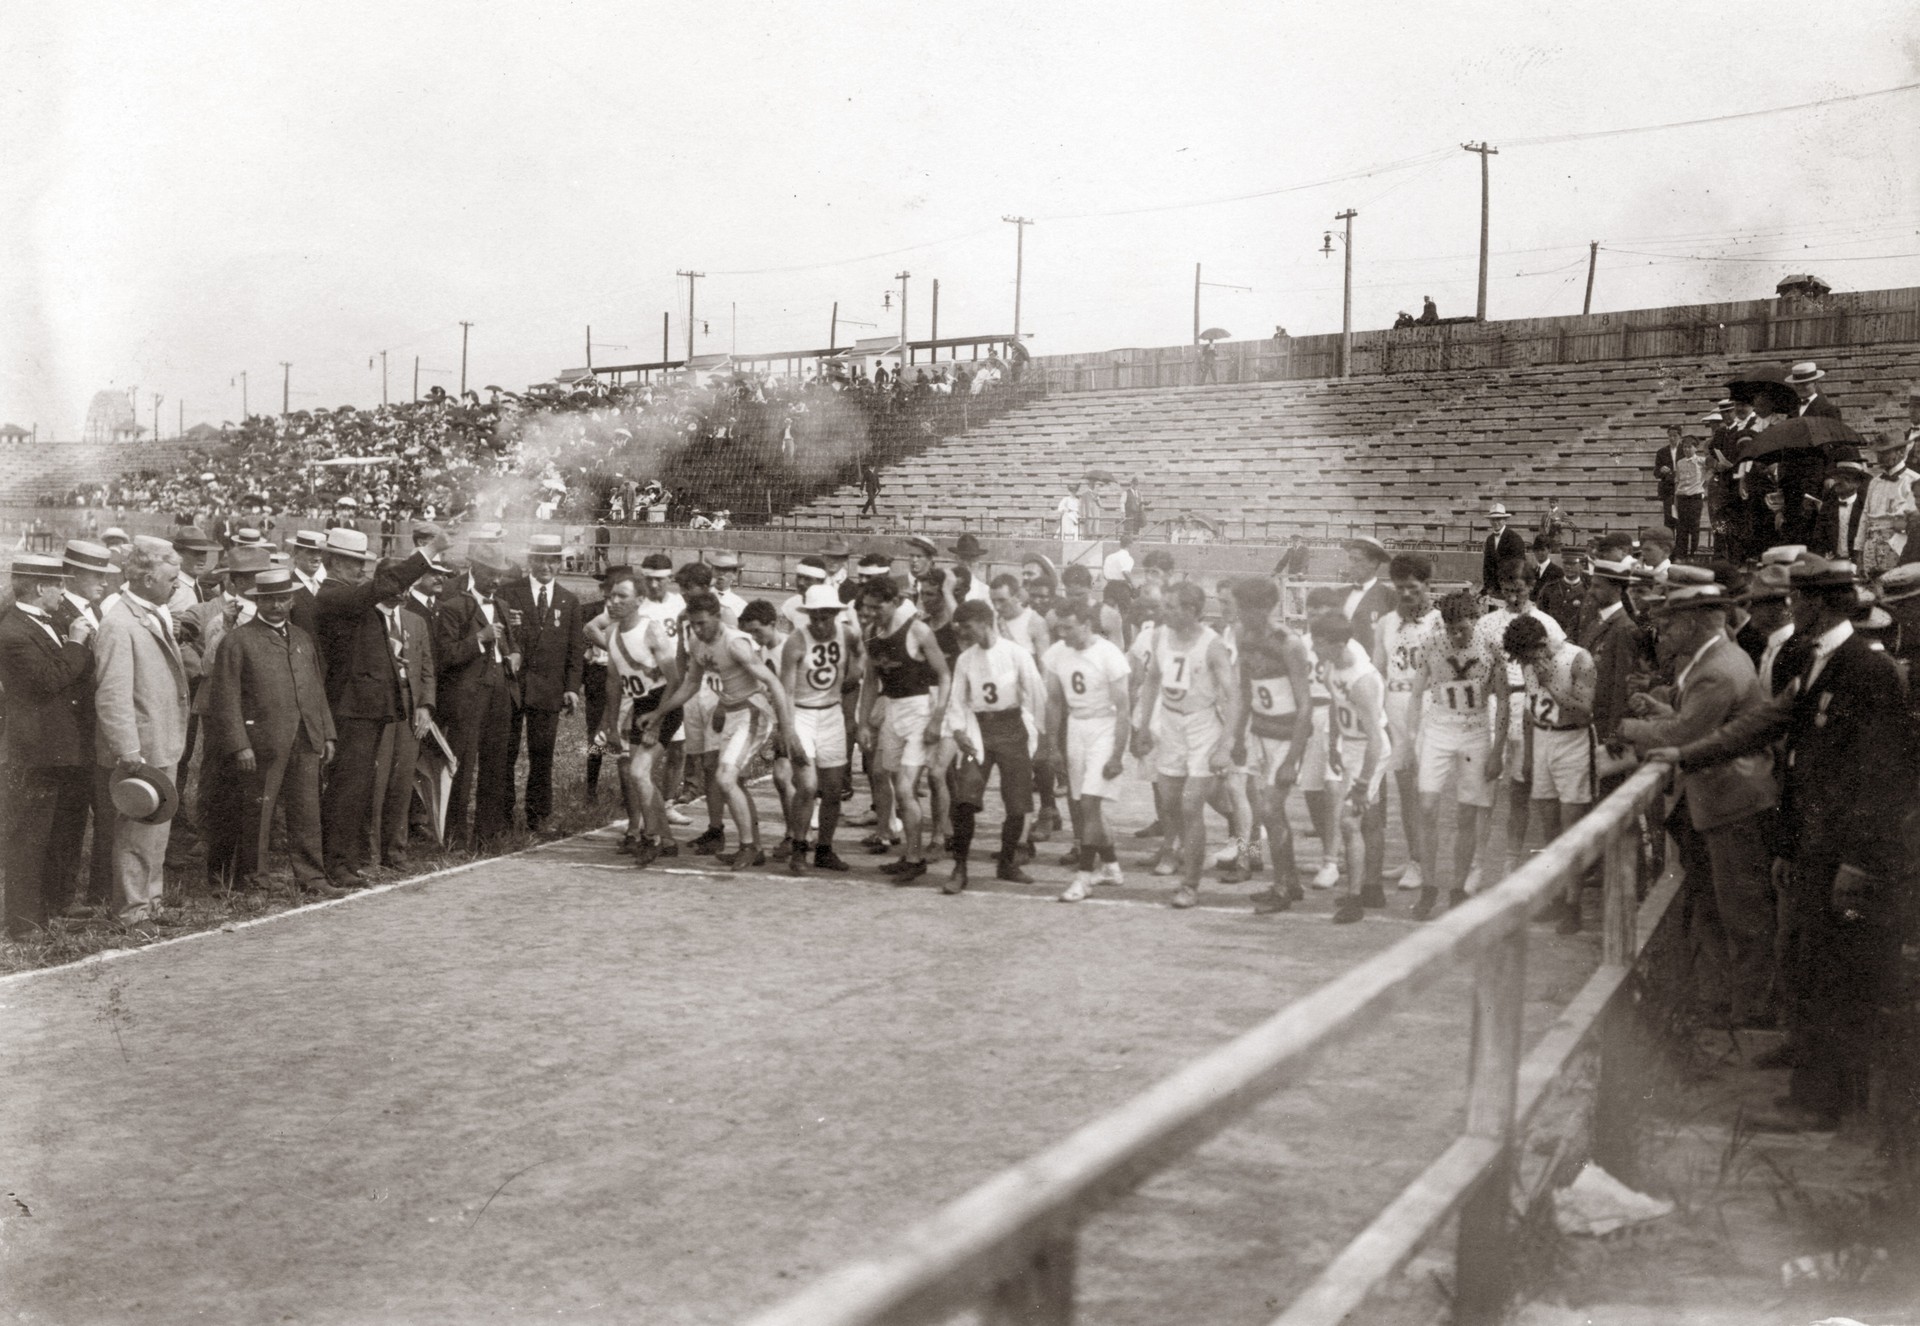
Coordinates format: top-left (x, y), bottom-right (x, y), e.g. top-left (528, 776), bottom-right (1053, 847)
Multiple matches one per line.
top-left (582, 539), bottom-right (1597, 925)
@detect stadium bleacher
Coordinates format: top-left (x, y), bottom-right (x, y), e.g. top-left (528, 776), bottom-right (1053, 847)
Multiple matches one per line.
top-left (786, 342), bottom-right (1920, 545)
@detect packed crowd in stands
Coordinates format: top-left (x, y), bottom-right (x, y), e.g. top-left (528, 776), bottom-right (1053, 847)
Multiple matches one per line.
top-left (2, 352), bottom-right (1918, 1142)
top-left (48, 355), bottom-right (1027, 531)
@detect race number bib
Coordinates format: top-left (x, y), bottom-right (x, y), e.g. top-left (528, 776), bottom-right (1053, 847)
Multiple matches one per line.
top-left (1161, 652), bottom-right (1190, 701)
top-left (806, 640), bottom-right (841, 692)
top-left (1250, 677), bottom-right (1292, 716)
top-left (1440, 678), bottom-right (1479, 712)
top-left (1527, 689), bottom-right (1560, 726)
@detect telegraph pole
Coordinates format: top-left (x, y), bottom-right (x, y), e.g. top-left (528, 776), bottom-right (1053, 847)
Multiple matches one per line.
top-left (677, 270), bottom-right (704, 374)
top-left (379, 350), bottom-right (389, 405)
top-left (177, 399), bottom-right (183, 439)
top-left (662, 311), bottom-right (670, 366)
top-left (895, 271), bottom-right (910, 372)
top-left (458, 321), bottom-right (473, 396)
top-left (1583, 241), bottom-right (1599, 315)
top-left (152, 393), bottom-right (162, 443)
top-left (280, 362), bottom-right (292, 414)
top-left (930, 279), bottom-right (940, 349)
top-left (586, 325), bottom-right (593, 372)
top-left (829, 300), bottom-right (838, 352)
top-left (1333, 210), bottom-right (1358, 377)
top-left (237, 370), bottom-right (248, 418)
top-left (1193, 262), bottom-right (1202, 346)
top-left (1462, 142), bottom-right (1498, 320)
top-left (413, 356), bottom-right (420, 402)
top-left (1002, 215), bottom-right (1031, 343)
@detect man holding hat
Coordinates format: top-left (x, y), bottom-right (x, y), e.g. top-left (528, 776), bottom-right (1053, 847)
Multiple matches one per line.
top-left (1620, 581), bottom-right (1778, 1028)
top-left (1650, 556), bottom-right (1908, 1130)
top-left (496, 533), bottom-right (584, 835)
top-left (434, 540), bottom-right (524, 848)
top-left (92, 535), bottom-right (190, 931)
top-left (0, 553), bottom-right (97, 936)
top-left (201, 567), bottom-right (337, 895)
top-left (1811, 460), bottom-right (1870, 562)
top-left (1862, 433), bottom-right (1920, 575)
top-left (1480, 504), bottom-right (1525, 596)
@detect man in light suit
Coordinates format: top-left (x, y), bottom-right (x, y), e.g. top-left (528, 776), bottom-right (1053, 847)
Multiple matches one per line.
top-left (1480, 503), bottom-right (1526, 596)
top-left (93, 536), bottom-right (191, 932)
top-left (201, 568), bottom-right (337, 894)
top-left (1621, 583), bottom-right (1778, 1027)
top-left (0, 554), bottom-right (97, 937)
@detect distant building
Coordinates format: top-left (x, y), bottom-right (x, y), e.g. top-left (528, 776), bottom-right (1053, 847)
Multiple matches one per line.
top-left (1777, 273), bottom-right (1832, 300)
top-left (82, 389), bottom-right (144, 444)
top-left (0, 423), bottom-right (32, 444)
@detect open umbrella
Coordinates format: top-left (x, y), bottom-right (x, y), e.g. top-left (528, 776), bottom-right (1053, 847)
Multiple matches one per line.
top-left (1083, 467), bottom-right (1119, 485)
top-left (1179, 511), bottom-right (1222, 535)
top-left (1741, 415), bottom-right (1863, 461)
top-left (1198, 327), bottom-right (1232, 342)
top-left (1725, 367), bottom-right (1800, 416)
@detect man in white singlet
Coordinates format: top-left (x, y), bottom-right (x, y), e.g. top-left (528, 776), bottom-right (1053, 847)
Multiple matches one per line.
top-left (1411, 589), bottom-right (1505, 916)
top-left (1372, 552), bottom-right (1442, 900)
top-left (778, 583), bottom-right (863, 876)
top-left (1310, 614), bottom-right (1389, 925)
top-left (1044, 597), bottom-right (1133, 902)
top-left (1478, 555), bottom-right (1568, 872)
top-left (591, 569), bottom-right (682, 868)
top-left (945, 599), bottom-right (1044, 893)
top-left (1130, 580), bottom-right (1242, 909)
top-left (634, 552), bottom-right (691, 827)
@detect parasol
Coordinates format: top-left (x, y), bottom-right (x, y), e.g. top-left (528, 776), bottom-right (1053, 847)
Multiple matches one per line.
top-left (1741, 416), bottom-right (1863, 461)
top-left (1179, 512), bottom-right (1222, 535)
top-left (1083, 468), bottom-right (1119, 485)
top-left (1198, 328), bottom-right (1232, 342)
top-left (1725, 367), bottom-right (1800, 416)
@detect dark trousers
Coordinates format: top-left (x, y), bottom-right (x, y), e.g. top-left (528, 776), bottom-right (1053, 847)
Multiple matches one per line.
top-left (582, 663), bottom-right (608, 793)
top-left (510, 706), bottom-right (561, 828)
top-left (210, 741), bottom-right (326, 888)
top-left (952, 712), bottom-right (1032, 863)
top-left (1674, 495), bottom-right (1705, 556)
top-left (45, 763), bottom-right (109, 913)
top-left (1702, 817), bottom-right (1775, 1025)
top-left (445, 671), bottom-right (516, 846)
top-left (1786, 854), bottom-right (1900, 1120)
top-left (5, 765), bottom-right (91, 936)
top-left (324, 717), bottom-right (392, 874)
top-left (369, 720), bottom-right (420, 864)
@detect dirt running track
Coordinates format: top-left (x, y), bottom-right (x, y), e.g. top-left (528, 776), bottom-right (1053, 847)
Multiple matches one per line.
top-left (0, 812), bottom-right (1597, 1324)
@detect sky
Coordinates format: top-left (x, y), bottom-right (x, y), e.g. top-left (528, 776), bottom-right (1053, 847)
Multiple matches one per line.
top-left (4, 0), bottom-right (1919, 438)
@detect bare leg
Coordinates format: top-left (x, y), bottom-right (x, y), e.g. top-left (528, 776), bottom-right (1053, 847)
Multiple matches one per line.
top-left (891, 766), bottom-right (923, 862)
top-left (1180, 775), bottom-right (1214, 888)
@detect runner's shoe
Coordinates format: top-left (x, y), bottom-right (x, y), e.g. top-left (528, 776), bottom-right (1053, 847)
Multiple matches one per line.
top-left (1169, 884), bottom-right (1199, 909)
top-left (1151, 850), bottom-right (1180, 878)
top-left (812, 846), bottom-right (850, 872)
top-left (1132, 820), bottom-right (1164, 839)
top-left (664, 806), bottom-right (692, 827)
top-left (690, 825), bottom-right (726, 854)
top-left (1059, 873), bottom-right (1093, 903)
top-left (1209, 837), bottom-right (1244, 869)
top-left (1397, 862), bottom-right (1425, 892)
top-left (1411, 886), bottom-right (1439, 921)
top-left (943, 860), bottom-right (968, 894)
top-left (1332, 896), bottom-right (1366, 924)
top-left (1310, 860), bottom-right (1341, 890)
top-left (1096, 861), bottom-right (1125, 887)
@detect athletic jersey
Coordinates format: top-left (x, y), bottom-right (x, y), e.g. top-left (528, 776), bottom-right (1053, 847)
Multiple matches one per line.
top-left (608, 618), bottom-right (669, 699)
top-left (787, 624), bottom-right (854, 708)
top-left (636, 591), bottom-right (686, 643)
top-left (1322, 640), bottom-right (1387, 750)
top-left (1153, 624), bottom-right (1222, 716)
top-left (869, 609), bottom-right (937, 699)
top-left (1042, 636), bottom-right (1131, 720)
top-left (997, 606), bottom-right (1048, 658)
top-left (1421, 644), bottom-right (1494, 732)
top-left (1236, 626), bottom-right (1307, 741)
top-left (1523, 641), bottom-right (1596, 730)
top-left (952, 637), bottom-right (1031, 714)
top-left (688, 625), bottom-right (762, 706)
top-left (1474, 604), bottom-right (1566, 689)
top-left (1376, 608), bottom-right (1441, 696)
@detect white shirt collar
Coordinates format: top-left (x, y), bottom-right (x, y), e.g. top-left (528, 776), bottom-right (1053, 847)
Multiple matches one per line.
top-left (1814, 619), bottom-right (1853, 656)
top-left (1598, 601), bottom-right (1623, 621)
top-left (1769, 622), bottom-right (1794, 645)
top-left (1675, 633), bottom-right (1720, 692)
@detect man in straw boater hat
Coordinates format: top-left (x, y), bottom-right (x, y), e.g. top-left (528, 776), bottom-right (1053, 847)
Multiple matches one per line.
top-left (1862, 429), bottom-right (1920, 575)
top-left (49, 538), bottom-right (122, 915)
top-left (1618, 579), bottom-right (1778, 1032)
top-left (496, 532), bottom-right (584, 836)
top-left (1479, 502), bottom-right (1525, 596)
top-left (92, 535), bottom-right (191, 934)
top-left (1784, 360), bottom-right (1841, 419)
top-left (315, 525), bottom-right (456, 886)
top-left (1650, 556), bottom-right (1909, 1131)
top-left (200, 567), bottom-right (337, 896)
top-left (0, 553), bottom-right (98, 937)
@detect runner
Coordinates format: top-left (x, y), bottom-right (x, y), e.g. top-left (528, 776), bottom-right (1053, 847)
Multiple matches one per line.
top-left (1372, 553), bottom-right (1442, 897)
top-left (1503, 612), bottom-right (1598, 933)
top-left (738, 599), bottom-right (794, 852)
top-left (945, 600), bottom-right (1045, 893)
top-left (592, 568), bottom-right (683, 868)
top-left (1226, 576), bottom-right (1315, 913)
top-left (1294, 586), bottom-right (1353, 891)
top-left (991, 572), bottom-right (1060, 842)
top-left (640, 590), bottom-right (804, 871)
top-left (1309, 612), bottom-right (1391, 924)
top-left (1208, 582), bottom-right (1262, 885)
top-left (1043, 597), bottom-right (1133, 902)
top-left (855, 576), bottom-right (952, 883)
top-left (1130, 581), bottom-right (1241, 909)
top-left (1411, 590), bottom-right (1505, 918)
top-left (634, 552), bottom-right (692, 829)
top-left (1478, 555), bottom-right (1568, 874)
top-left (778, 583), bottom-right (863, 875)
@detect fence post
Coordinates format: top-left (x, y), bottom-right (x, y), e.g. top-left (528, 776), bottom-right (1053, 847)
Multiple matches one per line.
top-left (1453, 925), bottom-right (1526, 1324)
top-left (983, 1230), bottom-right (1077, 1326)
top-left (1594, 814), bottom-right (1646, 1184)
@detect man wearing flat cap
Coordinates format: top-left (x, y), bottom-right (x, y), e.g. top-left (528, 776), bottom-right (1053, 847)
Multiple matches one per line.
top-left (0, 554), bottom-right (97, 936)
top-left (495, 533), bottom-right (584, 835)
top-left (202, 568), bottom-right (337, 895)
top-left (1649, 557), bottom-right (1909, 1131)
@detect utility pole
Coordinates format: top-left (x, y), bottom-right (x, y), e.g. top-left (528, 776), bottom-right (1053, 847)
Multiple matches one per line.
top-left (662, 311), bottom-right (670, 366)
top-left (413, 355), bottom-right (420, 402)
top-left (1333, 210), bottom-right (1358, 377)
top-left (895, 271), bottom-right (910, 372)
top-left (238, 369), bottom-right (248, 418)
top-left (379, 350), bottom-right (389, 405)
top-left (151, 393), bottom-right (162, 444)
top-left (177, 399), bottom-right (183, 439)
top-left (1583, 241), bottom-right (1599, 315)
top-left (1193, 262), bottom-right (1202, 346)
top-left (458, 321), bottom-right (473, 397)
top-left (1002, 215), bottom-right (1031, 344)
top-left (586, 325), bottom-right (593, 372)
top-left (829, 300), bottom-right (838, 352)
top-left (280, 362), bottom-right (292, 414)
top-left (931, 279), bottom-right (940, 350)
top-left (677, 270), bottom-right (704, 375)
top-left (731, 302), bottom-right (737, 357)
top-left (1462, 142), bottom-right (1498, 321)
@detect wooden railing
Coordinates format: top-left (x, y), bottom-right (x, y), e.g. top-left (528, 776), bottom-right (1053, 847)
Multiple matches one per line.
top-left (745, 762), bottom-right (1680, 1326)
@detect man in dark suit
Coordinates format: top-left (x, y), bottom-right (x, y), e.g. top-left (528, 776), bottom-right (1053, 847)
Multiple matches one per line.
top-left (1622, 584), bottom-right (1778, 1028)
top-left (48, 539), bottom-right (119, 913)
top-left (368, 573), bottom-right (437, 868)
top-left (1578, 559), bottom-right (1651, 745)
top-left (200, 568), bottom-right (337, 895)
top-left (1479, 503), bottom-right (1525, 595)
top-left (0, 555), bottom-right (97, 937)
top-left (496, 533), bottom-right (584, 834)
top-left (1652, 557), bottom-right (1909, 1130)
top-left (1809, 461), bottom-right (1869, 562)
top-left (1787, 361), bottom-right (1841, 419)
top-left (1340, 536), bottom-right (1397, 658)
top-left (1654, 426), bottom-right (1679, 531)
top-left (435, 544), bottom-right (522, 848)
top-left (315, 529), bottom-right (453, 886)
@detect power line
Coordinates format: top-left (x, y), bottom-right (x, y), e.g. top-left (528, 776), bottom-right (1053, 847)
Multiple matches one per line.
top-left (1505, 80), bottom-right (1920, 147)
top-left (1604, 246), bottom-right (1920, 265)
top-left (1037, 148), bottom-right (1458, 223)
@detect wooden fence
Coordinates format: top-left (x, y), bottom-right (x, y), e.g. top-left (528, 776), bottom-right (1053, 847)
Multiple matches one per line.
top-left (1030, 285), bottom-right (1920, 393)
top-left (744, 762), bottom-right (1681, 1326)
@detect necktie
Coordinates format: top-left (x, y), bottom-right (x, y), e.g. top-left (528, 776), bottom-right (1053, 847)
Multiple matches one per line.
top-left (538, 584), bottom-right (549, 616)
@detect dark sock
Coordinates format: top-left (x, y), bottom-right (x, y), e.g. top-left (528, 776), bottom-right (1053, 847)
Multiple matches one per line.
top-left (999, 813), bottom-right (1027, 862)
top-left (585, 753), bottom-right (602, 793)
top-left (952, 803), bottom-right (977, 860)
top-left (1098, 844), bottom-right (1117, 863)
top-left (1080, 845), bottom-right (1099, 871)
